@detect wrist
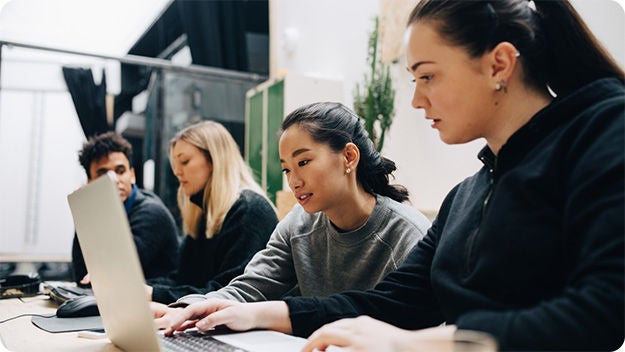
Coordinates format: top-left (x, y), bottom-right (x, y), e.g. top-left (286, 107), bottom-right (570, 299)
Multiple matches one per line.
top-left (250, 301), bottom-right (292, 334)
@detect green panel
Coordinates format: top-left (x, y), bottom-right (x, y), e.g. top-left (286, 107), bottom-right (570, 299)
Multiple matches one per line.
top-left (246, 92), bottom-right (264, 186)
top-left (266, 80), bottom-right (284, 204)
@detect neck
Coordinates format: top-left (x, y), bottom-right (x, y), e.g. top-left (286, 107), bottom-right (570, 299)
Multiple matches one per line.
top-left (486, 85), bottom-right (552, 155)
top-left (326, 189), bottom-right (377, 232)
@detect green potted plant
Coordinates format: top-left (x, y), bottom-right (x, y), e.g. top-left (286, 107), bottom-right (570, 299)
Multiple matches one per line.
top-left (353, 16), bottom-right (396, 152)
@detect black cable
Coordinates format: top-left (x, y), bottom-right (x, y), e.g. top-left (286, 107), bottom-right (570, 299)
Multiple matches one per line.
top-left (0, 313), bottom-right (55, 324)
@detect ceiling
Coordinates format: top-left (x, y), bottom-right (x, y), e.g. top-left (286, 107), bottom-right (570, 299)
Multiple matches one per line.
top-left (0, 0), bottom-right (172, 57)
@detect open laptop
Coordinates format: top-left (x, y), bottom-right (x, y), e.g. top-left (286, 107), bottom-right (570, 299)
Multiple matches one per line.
top-left (68, 172), bottom-right (307, 352)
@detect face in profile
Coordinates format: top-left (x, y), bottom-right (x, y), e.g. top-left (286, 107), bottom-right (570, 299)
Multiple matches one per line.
top-left (406, 22), bottom-right (497, 145)
top-left (170, 140), bottom-right (213, 197)
top-left (88, 152), bottom-right (136, 202)
top-left (279, 124), bottom-right (348, 214)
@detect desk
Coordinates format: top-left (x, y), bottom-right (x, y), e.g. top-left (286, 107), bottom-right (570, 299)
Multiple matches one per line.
top-left (0, 295), bottom-right (120, 352)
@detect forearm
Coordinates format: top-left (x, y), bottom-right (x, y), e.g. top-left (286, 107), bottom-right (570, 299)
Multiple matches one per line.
top-left (250, 301), bottom-right (292, 335)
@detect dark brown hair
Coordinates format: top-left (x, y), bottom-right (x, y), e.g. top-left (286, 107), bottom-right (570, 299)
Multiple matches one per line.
top-left (79, 131), bottom-right (133, 177)
top-left (280, 102), bottom-right (410, 203)
top-left (408, 0), bottom-right (624, 96)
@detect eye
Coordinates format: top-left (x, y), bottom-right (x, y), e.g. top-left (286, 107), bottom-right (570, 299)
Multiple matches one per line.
top-left (115, 166), bottom-right (126, 175)
top-left (420, 74), bottom-right (433, 82)
top-left (298, 160), bottom-right (309, 167)
top-left (281, 168), bottom-right (290, 174)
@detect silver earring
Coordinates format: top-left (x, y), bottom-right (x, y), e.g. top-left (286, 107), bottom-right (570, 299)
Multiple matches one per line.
top-left (345, 167), bottom-right (351, 175)
top-left (495, 79), bottom-right (508, 93)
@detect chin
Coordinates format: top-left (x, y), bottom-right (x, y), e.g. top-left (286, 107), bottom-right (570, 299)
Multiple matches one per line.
top-left (439, 133), bottom-right (472, 145)
top-left (300, 203), bottom-right (320, 214)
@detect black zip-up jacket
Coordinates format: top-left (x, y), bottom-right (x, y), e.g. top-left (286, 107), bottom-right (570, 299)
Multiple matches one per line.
top-left (148, 190), bottom-right (278, 304)
top-left (285, 78), bottom-right (624, 351)
top-left (72, 187), bottom-right (179, 282)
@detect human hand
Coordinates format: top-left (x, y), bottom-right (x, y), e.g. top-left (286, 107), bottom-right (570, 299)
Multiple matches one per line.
top-left (162, 299), bottom-right (259, 336)
top-left (80, 273), bottom-right (91, 285)
top-left (151, 301), bottom-right (173, 318)
top-left (145, 285), bottom-right (153, 300)
top-left (151, 302), bottom-right (182, 329)
top-left (302, 316), bottom-right (412, 352)
top-left (303, 317), bottom-right (459, 352)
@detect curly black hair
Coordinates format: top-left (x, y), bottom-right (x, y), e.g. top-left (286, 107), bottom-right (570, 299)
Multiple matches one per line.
top-left (78, 132), bottom-right (133, 178)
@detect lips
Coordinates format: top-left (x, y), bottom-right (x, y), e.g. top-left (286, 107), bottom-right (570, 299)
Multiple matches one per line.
top-left (426, 116), bottom-right (441, 129)
top-left (295, 193), bottom-right (312, 205)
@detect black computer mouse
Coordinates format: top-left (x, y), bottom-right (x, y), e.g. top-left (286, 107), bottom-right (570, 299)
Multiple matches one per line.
top-left (56, 295), bottom-right (100, 318)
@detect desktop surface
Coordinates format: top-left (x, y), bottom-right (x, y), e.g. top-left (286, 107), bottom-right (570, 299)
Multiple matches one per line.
top-left (0, 294), bottom-right (120, 352)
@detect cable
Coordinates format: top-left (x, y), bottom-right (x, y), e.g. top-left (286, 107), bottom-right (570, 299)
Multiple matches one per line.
top-left (0, 313), bottom-right (55, 324)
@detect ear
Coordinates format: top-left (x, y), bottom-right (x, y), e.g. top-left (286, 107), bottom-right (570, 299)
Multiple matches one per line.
top-left (488, 41), bottom-right (520, 81)
top-left (344, 142), bottom-right (360, 169)
top-left (130, 168), bottom-right (136, 184)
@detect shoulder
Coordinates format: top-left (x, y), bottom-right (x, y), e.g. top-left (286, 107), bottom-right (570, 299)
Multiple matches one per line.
top-left (376, 195), bottom-right (431, 235)
top-left (274, 203), bottom-right (320, 237)
top-left (232, 190), bottom-right (276, 214)
top-left (130, 189), bottom-right (176, 221)
top-left (134, 188), bottom-right (166, 207)
top-left (224, 190), bottom-right (278, 224)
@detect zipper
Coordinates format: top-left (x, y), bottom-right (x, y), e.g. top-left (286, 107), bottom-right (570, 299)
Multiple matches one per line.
top-left (465, 169), bottom-right (495, 274)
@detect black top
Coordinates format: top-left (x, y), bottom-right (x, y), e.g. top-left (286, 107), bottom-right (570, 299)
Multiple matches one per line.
top-left (72, 187), bottom-right (179, 282)
top-left (285, 78), bottom-right (625, 351)
top-left (148, 189), bottom-right (278, 304)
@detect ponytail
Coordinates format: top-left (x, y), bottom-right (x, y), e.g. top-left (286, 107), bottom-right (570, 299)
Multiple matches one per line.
top-left (281, 102), bottom-right (410, 203)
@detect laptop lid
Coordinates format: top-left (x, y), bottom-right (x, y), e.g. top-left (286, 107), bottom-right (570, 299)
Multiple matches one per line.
top-left (68, 172), bottom-right (309, 352)
top-left (68, 172), bottom-right (162, 351)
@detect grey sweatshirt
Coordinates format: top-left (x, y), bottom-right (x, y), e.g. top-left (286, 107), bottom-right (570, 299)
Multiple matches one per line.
top-left (176, 194), bottom-right (431, 305)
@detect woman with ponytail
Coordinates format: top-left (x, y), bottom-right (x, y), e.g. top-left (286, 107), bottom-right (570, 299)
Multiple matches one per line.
top-left (152, 102), bottom-right (430, 323)
top-left (160, 1), bottom-right (623, 350)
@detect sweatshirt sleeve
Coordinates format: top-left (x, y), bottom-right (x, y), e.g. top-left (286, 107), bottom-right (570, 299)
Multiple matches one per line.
top-left (128, 200), bottom-right (179, 277)
top-left (154, 193), bottom-right (278, 304)
top-left (285, 228), bottom-right (446, 337)
top-left (176, 212), bottom-right (301, 305)
top-left (71, 233), bottom-right (87, 283)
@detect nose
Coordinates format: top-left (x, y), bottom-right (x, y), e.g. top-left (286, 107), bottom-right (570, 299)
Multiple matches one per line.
top-left (287, 172), bottom-right (302, 191)
top-left (172, 165), bottom-right (182, 177)
top-left (411, 84), bottom-right (428, 110)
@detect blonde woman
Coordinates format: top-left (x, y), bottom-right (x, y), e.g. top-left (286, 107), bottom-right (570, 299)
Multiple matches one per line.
top-left (146, 120), bottom-right (278, 304)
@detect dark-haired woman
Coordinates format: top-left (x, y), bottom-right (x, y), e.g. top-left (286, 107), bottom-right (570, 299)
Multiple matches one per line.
top-left (152, 102), bottom-right (430, 326)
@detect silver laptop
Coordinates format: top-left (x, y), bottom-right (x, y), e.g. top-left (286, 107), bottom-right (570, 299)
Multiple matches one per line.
top-left (68, 172), bottom-right (307, 352)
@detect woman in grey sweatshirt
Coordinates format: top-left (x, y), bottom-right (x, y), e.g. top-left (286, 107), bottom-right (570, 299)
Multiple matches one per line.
top-left (153, 102), bottom-right (431, 327)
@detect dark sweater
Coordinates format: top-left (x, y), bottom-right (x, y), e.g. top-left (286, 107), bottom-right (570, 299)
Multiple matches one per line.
top-left (285, 78), bottom-right (625, 351)
top-left (72, 187), bottom-right (179, 282)
top-left (148, 189), bottom-right (278, 304)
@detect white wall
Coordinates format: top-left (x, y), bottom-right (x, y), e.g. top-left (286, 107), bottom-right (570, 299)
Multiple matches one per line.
top-left (0, 0), bottom-right (622, 257)
top-left (0, 46), bottom-right (120, 258)
top-left (272, 0), bottom-right (625, 213)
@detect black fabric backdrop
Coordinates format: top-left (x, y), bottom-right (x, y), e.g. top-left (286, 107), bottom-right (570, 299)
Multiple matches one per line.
top-left (62, 67), bottom-right (109, 138)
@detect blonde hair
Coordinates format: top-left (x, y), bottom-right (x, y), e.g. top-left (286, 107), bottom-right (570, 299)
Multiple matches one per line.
top-left (169, 120), bottom-right (273, 239)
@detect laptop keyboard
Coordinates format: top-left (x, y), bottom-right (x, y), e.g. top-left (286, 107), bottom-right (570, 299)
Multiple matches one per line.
top-left (161, 330), bottom-right (249, 352)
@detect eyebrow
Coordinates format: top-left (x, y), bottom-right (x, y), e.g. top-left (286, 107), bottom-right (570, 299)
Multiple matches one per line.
top-left (279, 148), bottom-right (311, 163)
top-left (95, 165), bottom-right (124, 174)
top-left (407, 60), bottom-right (434, 72)
top-left (174, 152), bottom-right (188, 159)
